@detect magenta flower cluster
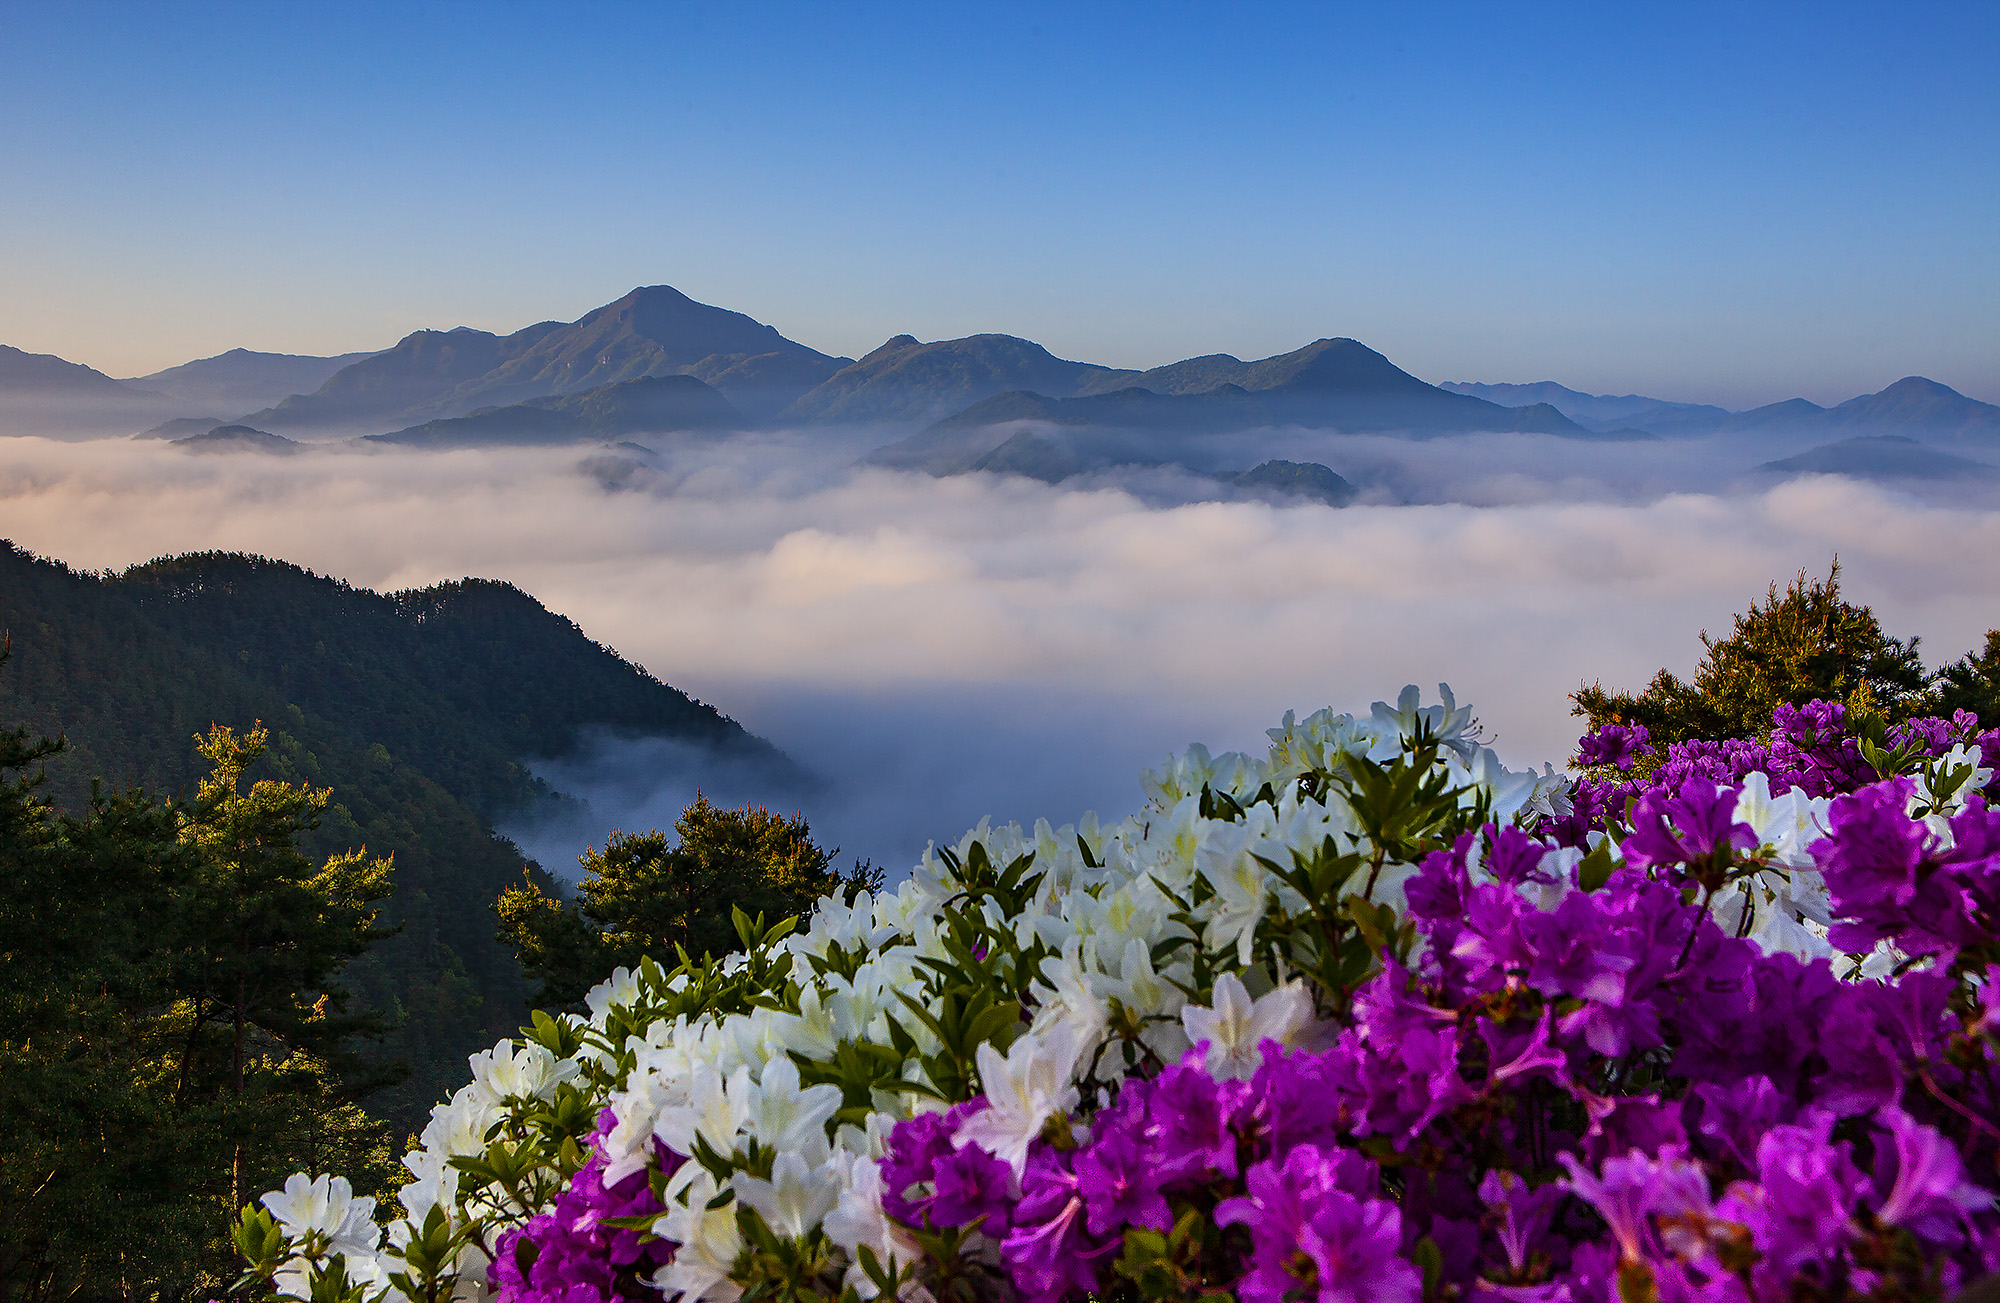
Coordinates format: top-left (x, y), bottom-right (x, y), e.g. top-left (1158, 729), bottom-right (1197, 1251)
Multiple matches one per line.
top-left (866, 702), bottom-right (2000, 1303)
top-left (492, 1110), bottom-right (681, 1303)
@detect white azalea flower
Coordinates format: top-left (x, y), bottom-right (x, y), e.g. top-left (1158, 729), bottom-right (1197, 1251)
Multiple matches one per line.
top-left (744, 1055), bottom-right (843, 1162)
top-left (1266, 706), bottom-right (1367, 785)
top-left (1912, 743), bottom-right (1992, 817)
top-left (653, 1063), bottom-right (754, 1162)
top-left (1030, 936), bottom-right (1113, 1052)
top-left (1368, 683), bottom-right (1478, 764)
top-left (261, 1173), bottom-right (379, 1258)
top-left (953, 1024), bottom-right (1083, 1176)
top-left (585, 966), bottom-right (643, 1023)
top-left (1735, 773), bottom-right (1831, 868)
top-left (465, 1038), bottom-right (580, 1107)
top-left (1197, 828), bottom-right (1273, 967)
top-left (1182, 974), bottom-right (1315, 1080)
top-left (654, 1166), bottom-right (745, 1303)
top-left (733, 1150), bottom-right (842, 1239)
top-left (824, 1151), bottom-right (927, 1300)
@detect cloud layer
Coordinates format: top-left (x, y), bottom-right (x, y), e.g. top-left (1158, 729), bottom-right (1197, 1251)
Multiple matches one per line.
top-left (3, 431), bottom-right (1998, 874)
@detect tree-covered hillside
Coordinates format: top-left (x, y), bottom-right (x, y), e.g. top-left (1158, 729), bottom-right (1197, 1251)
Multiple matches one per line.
top-left (0, 541), bottom-right (792, 1123)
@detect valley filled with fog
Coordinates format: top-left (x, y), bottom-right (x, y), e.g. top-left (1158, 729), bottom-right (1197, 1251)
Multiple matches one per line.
top-left (3, 423), bottom-right (1998, 877)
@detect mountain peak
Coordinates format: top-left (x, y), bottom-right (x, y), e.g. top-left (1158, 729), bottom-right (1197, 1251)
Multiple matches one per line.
top-left (1878, 375), bottom-right (1965, 399)
top-left (860, 335), bottom-right (923, 365)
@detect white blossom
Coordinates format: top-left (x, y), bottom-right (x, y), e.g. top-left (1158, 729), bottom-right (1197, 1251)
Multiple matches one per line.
top-left (733, 1150), bottom-right (842, 1239)
top-left (261, 1173), bottom-right (379, 1258)
top-left (953, 1024), bottom-right (1083, 1176)
top-left (1181, 973), bottom-right (1316, 1080)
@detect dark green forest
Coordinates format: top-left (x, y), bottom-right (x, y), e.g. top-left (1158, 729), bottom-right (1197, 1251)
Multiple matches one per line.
top-left (0, 541), bottom-right (792, 1123)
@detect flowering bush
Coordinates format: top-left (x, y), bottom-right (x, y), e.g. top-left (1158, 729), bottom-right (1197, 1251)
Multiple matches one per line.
top-left (236, 687), bottom-right (2000, 1303)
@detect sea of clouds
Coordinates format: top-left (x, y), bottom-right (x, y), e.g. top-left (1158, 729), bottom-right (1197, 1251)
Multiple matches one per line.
top-left (3, 427), bottom-right (1998, 876)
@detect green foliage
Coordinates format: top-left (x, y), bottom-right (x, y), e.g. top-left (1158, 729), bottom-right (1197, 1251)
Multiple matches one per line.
top-left (1572, 563), bottom-right (1930, 745)
top-left (497, 797), bottom-right (881, 1008)
top-left (0, 656), bottom-right (403, 1302)
top-left (0, 540), bottom-right (787, 1124)
top-left (1934, 628), bottom-right (2000, 727)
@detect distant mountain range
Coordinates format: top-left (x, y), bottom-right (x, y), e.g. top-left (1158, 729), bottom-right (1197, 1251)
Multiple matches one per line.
top-left (5, 286), bottom-right (1997, 465)
top-left (1444, 375), bottom-right (2000, 443)
top-left (1439, 381), bottom-right (1730, 433)
top-left (867, 340), bottom-right (1593, 480)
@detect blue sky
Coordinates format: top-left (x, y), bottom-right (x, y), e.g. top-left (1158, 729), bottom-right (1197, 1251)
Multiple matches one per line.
top-left (2, 1), bottom-right (1995, 407)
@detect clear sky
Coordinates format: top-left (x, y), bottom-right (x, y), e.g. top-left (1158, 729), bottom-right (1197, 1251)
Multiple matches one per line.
top-left (2, 0), bottom-right (1995, 408)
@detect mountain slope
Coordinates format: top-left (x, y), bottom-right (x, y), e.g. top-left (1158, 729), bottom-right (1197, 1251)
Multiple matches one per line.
top-left (1439, 380), bottom-right (1731, 433)
top-left (415, 286), bottom-right (846, 421)
top-left (244, 323), bottom-right (564, 433)
top-left (242, 287), bottom-right (844, 433)
top-left (125, 347), bottom-right (383, 414)
top-left (172, 424), bottom-right (301, 453)
top-left (1072, 338), bottom-right (1435, 399)
top-left (1822, 377), bottom-right (2000, 443)
top-left (0, 343), bottom-right (138, 394)
top-left (0, 344), bottom-right (180, 437)
top-left (368, 375), bottom-right (741, 449)
top-left (0, 543), bottom-right (791, 1122)
top-left (780, 333), bottom-right (1140, 426)
top-left (1758, 435), bottom-right (1999, 481)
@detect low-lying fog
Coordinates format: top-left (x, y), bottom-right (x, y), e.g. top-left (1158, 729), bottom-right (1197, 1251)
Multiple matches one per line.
top-left (4, 426), bottom-right (1998, 878)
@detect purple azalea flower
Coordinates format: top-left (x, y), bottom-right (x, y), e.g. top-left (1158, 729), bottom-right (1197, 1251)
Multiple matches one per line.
top-left (1557, 1145), bottom-right (1712, 1265)
top-left (1581, 1094), bottom-right (1688, 1168)
top-left (1714, 1109), bottom-right (1864, 1291)
top-left (1351, 1025), bottom-right (1473, 1143)
top-left (1217, 1145), bottom-right (1420, 1303)
top-left (491, 1111), bottom-right (679, 1303)
top-left (1072, 1106), bottom-right (1171, 1236)
top-left (1450, 883), bottom-right (1537, 986)
top-left (1766, 700), bottom-right (1875, 797)
top-left (1479, 1007), bottom-right (1569, 1090)
top-left (1576, 723), bottom-right (1655, 772)
top-left (1689, 1075), bottom-right (1795, 1173)
top-left (1813, 777), bottom-right (1937, 951)
top-left (1812, 982), bottom-right (1905, 1116)
top-left (1486, 824), bottom-right (1564, 887)
top-left (1248, 1038), bottom-right (1357, 1154)
top-left (998, 1144), bottom-right (1116, 1303)
top-left (1621, 781), bottom-right (1757, 878)
top-left (1142, 1045), bottom-right (1250, 1181)
top-left (881, 1102), bottom-right (1014, 1232)
top-left (1407, 832), bottom-right (1476, 920)
top-left (1521, 890), bottom-right (1636, 1005)
top-left (1351, 960), bottom-right (1459, 1045)
top-left (1869, 1106), bottom-right (1994, 1246)
top-left (1477, 1169), bottom-right (1565, 1277)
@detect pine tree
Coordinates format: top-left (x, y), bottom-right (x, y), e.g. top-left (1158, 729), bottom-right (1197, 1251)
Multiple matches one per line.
top-left (498, 796), bottom-right (880, 1008)
top-left (1572, 563), bottom-right (1929, 744)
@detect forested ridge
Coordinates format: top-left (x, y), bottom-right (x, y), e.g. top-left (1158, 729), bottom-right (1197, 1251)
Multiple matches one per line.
top-left (0, 540), bottom-right (791, 1123)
